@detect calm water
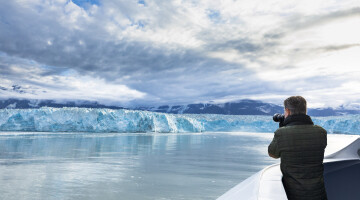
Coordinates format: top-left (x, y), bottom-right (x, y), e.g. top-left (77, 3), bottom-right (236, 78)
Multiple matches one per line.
top-left (0, 132), bottom-right (278, 200)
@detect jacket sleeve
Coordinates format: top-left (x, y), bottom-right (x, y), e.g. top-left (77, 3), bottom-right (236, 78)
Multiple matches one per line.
top-left (268, 131), bottom-right (281, 158)
top-left (322, 129), bottom-right (327, 148)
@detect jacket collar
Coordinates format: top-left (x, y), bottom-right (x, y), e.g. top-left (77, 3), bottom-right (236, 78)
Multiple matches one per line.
top-left (283, 114), bottom-right (314, 127)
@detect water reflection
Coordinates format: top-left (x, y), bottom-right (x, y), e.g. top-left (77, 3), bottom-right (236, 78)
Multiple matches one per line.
top-left (0, 132), bottom-right (278, 200)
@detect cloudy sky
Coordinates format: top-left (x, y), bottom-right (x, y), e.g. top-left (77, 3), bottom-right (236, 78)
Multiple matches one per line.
top-left (0, 0), bottom-right (360, 108)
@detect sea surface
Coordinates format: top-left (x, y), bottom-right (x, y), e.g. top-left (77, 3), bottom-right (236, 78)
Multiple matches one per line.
top-left (0, 132), bottom-right (278, 200)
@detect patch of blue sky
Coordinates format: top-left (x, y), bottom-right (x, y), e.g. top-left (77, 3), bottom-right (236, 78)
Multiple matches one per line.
top-left (27, 59), bottom-right (39, 66)
top-left (72, 0), bottom-right (100, 9)
top-left (207, 9), bottom-right (222, 23)
top-left (138, 0), bottom-right (146, 6)
top-left (131, 20), bottom-right (146, 29)
top-left (0, 16), bottom-right (10, 26)
top-left (60, 69), bottom-right (79, 76)
top-left (34, 4), bottom-right (45, 13)
top-left (38, 65), bottom-right (54, 70)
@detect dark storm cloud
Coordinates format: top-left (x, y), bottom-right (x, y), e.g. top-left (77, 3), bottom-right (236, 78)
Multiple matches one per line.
top-left (206, 38), bottom-right (264, 53)
top-left (317, 44), bottom-right (360, 52)
top-left (261, 7), bottom-right (360, 40)
top-left (289, 7), bottom-right (360, 31)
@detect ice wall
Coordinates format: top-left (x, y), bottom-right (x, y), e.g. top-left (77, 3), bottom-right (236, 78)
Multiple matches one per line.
top-left (0, 108), bottom-right (359, 134)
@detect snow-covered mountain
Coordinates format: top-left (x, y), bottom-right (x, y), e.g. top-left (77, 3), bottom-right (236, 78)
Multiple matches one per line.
top-left (134, 99), bottom-right (284, 115)
top-left (1, 98), bottom-right (359, 116)
top-left (0, 99), bottom-right (124, 110)
top-left (135, 100), bottom-right (360, 116)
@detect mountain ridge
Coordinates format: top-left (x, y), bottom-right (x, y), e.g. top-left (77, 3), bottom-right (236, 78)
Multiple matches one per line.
top-left (1, 98), bottom-right (359, 117)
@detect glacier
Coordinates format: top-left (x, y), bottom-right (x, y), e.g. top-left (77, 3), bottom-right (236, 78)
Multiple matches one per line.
top-left (0, 107), bottom-right (359, 134)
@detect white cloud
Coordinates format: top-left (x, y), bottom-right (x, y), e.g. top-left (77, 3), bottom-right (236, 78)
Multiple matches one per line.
top-left (0, 55), bottom-right (146, 104)
top-left (0, 73), bottom-right (146, 104)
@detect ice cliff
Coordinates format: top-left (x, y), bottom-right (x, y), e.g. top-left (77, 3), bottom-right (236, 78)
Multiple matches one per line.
top-left (0, 108), bottom-right (359, 134)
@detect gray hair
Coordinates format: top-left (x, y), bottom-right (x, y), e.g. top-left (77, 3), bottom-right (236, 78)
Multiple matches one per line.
top-left (284, 96), bottom-right (307, 115)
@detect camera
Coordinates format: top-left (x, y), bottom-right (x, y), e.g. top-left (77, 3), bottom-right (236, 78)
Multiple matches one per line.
top-left (273, 113), bottom-right (285, 123)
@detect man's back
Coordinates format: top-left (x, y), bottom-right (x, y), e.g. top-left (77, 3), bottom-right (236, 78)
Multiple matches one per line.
top-left (268, 114), bottom-right (327, 200)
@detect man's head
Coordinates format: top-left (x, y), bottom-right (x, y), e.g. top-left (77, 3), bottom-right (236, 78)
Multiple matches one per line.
top-left (284, 96), bottom-right (307, 118)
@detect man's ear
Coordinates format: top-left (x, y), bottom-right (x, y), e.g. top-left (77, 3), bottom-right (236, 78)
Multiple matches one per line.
top-left (285, 108), bottom-right (291, 115)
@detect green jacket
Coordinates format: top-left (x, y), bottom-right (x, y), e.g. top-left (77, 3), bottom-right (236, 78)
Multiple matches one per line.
top-left (268, 114), bottom-right (327, 200)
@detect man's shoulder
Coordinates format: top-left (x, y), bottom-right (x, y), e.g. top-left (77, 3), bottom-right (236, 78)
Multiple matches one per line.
top-left (274, 126), bottom-right (289, 136)
top-left (274, 127), bottom-right (286, 134)
top-left (312, 125), bottom-right (327, 133)
top-left (275, 124), bottom-right (327, 134)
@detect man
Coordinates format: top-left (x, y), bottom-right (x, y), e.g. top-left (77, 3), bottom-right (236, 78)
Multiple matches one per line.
top-left (268, 96), bottom-right (328, 200)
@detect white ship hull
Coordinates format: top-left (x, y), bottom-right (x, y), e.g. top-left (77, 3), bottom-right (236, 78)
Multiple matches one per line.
top-left (218, 136), bottom-right (360, 200)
